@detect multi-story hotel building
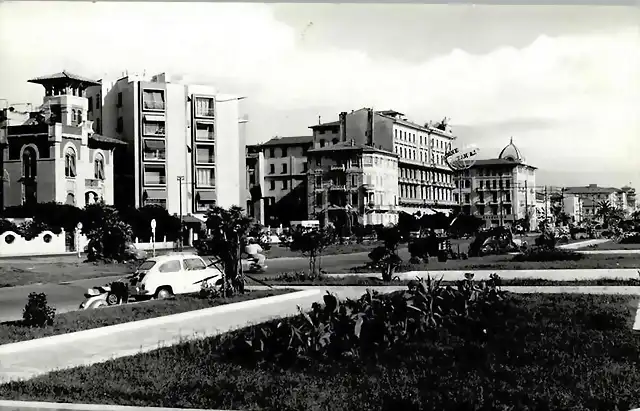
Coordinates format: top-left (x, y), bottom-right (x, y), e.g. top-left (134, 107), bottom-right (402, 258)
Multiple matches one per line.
top-left (564, 184), bottom-right (622, 220)
top-left (86, 72), bottom-right (246, 217)
top-left (309, 108), bottom-right (457, 215)
top-left (246, 135), bottom-right (313, 226)
top-left (454, 139), bottom-right (538, 229)
top-left (1, 71), bottom-right (124, 210)
top-left (307, 140), bottom-right (399, 226)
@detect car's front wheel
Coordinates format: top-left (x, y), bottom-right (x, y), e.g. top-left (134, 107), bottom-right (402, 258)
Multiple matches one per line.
top-left (155, 287), bottom-right (173, 300)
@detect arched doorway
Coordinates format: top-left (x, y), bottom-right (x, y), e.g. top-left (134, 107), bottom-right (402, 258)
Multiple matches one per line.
top-left (66, 193), bottom-right (76, 206)
top-left (21, 146), bottom-right (38, 206)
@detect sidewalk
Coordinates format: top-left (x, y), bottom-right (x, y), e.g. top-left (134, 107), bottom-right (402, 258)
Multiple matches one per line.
top-left (1, 284), bottom-right (639, 385)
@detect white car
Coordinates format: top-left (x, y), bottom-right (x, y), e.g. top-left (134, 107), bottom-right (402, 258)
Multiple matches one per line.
top-left (129, 253), bottom-right (223, 299)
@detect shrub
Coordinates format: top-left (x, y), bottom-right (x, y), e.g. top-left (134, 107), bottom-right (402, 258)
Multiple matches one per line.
top-left (17, 219), bottom-right (57, 240)
top-left (272, 271), bottom-right (324, 283)
top-left (512, 247), bottom-right (583, 262)
top-left (216, 273), bottom-right (506, 367)
top-left (22, 292), bottom-right (56, 327)
top-left (534, 230), bottom-right (557, 249)
top-left (119, 205), bottom-right (182, 242)
top-left (0, 218), bottom-right (19, 235)
top-left (83, 202), bottom-right (134, 262)
top-left (288, 227), bottom-right (336, 274)
top-left (619, 233), bottom-right (640, 244)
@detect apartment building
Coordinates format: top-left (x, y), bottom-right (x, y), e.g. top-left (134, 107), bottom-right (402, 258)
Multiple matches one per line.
top-left (307, 140), bottom-right (399, 226)
top-left (1, 71), bottom-right (124, 209)
top-left (564, 184), bottom-right (621, 220)
top-left (454, 139), bottom-right (538, 229)
top-left (246, 135), bottom-right (312, 225)
top-left (309, 108), bottom-right (457, 215)
top-left (86, 72), bottom-right (246, 217)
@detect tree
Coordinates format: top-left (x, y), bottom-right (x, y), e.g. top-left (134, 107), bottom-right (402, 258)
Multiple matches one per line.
top-left (83, 201), bottom-right (133, 262)
top-left (289, 227), bottom-right (335, 274)
top-left (202, 206), bottom-right (261, 296)
top-left (370, 225), bottom-right (403, 282)
top-left (597, 200), bottom-right (613, 227)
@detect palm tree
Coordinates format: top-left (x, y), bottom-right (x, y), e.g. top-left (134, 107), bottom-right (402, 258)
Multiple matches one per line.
top-left (596, 200), bottom-right (614, 227)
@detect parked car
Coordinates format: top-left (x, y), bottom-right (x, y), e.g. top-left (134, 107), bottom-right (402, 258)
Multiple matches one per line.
top-left (128, 253), bottom-right (223, 300)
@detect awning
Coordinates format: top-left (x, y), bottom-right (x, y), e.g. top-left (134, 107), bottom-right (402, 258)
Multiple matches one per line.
top-left (196, 191), bottom-right (216, 202)
top-left (182, 214), bottom-right (206, 224)
top-left (144, 190), bottom-right (167, 200)
top-left (144, 139), bottom-right (165, 151)
top-left (144, 114), bottom-right (165, 122)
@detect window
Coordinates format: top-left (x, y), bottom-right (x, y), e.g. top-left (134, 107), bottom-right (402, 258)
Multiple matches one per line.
top-left (363, 156), bottom-right (372, 166)
top-left (88, 97), bottom-right (93, 112)
top-left (282, 147), bottom-right (288, 157)
top-left (196, 146), bottom-right (215, 164)
top-left (269, 180), bottom-right (276, 190)
top-left (158, 260), bottom-right (181, 273)
top-left (21, 146), bottom-right (37, 179)
top-left (116, 117), bottom-right (123, 133)
top-left (143, 90), bottom-right (165, 110)
top-left (464, 194), bottom-right (470, 203)
top-left (94, 152), bottom-right (106, 180)
top-left (184, 258), bottom-right (206, 271)
top-left (315, 193), bottom-right (323, 205)
top-left (117, 92), bottom-right (123, 107)
top-left (65, 146), bottom-right (77, 178)
top-left (77, 110), bottom-right (83, 124)
top-left (282, 180), bottom-right (288, 190)
top-left (71, 109), bottom-right (77, 124)
top-left (506, 193), bottom-right (511, 202)
top-left (143, 139), bottom-right (166, 160)
top-left (315, 157), bottom-right (321, 166)
top-left (144, 165), bottom-right (166, 185)
top-left (281, 163), bottom-right (287, 174)
top-left (351, 175), bottom-right (358, 186)
top-left (302, 162), bottom-right (308, 173)
top-left (143, 120), bottom-right (165, 136)
top-left (96, 118), bottom-right (101, 134)
top-left (315, 176), bottom-right (322, 186)
top-left (195, 123), bottom-right (214, 141)
top-left (319, 139), bottom-right (326, 148)
top-left (196, 168), bottom-right (215, 187)
top-left (194, 97), bottom-right (214, 117)
top-left (96, 94), bottom-right (101, 109)
top-left (506, 180), bottom-right (511, 189)
top-left (269, 164), bottom-right (275, 174)
top-left (138, 261), bottom-right (157, 271)
top-left (269, 148), bottom-right (275, 158)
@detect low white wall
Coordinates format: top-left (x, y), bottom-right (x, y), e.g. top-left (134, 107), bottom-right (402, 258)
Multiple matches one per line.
top-left (0, 230), bottom-right (66, 257)
top-left (133, 237), bottom-right (176, 251)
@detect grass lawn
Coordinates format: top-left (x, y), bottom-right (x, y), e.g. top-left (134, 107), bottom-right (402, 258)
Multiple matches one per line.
top-left (0, 289), bottom-right (292, 345)
top-left (1, 293), bottom-right (638, 410)
top-left (344, 253), bottom-right (640, 273)
top-left (0, 259), bottom-right (135, 288)
top-left (264, 241), bottom-right (383, 259)
top-left (585, 242), bottom-right (640, 251)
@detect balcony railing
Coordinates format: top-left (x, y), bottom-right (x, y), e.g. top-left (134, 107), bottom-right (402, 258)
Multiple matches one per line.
top-left (143, 101), bottom-right (165, 111)
top-left (85, 179), bottom-right (104, 188)
top-left (195, 108), bottom-right (215, 117)
top-left (330, 165), bottom-right (346, 171)
top-left (329, 185), bottom-right (347, 191)
top-left (195, 132), bottom-right (215, 141)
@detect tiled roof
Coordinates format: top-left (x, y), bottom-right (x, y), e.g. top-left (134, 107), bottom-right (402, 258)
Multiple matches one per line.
top-left (309, 120), bottom-right (340, 129)
top-left (472, 158), bottom-right (537, 169)
top-left (28, 70), bottom-right (101, 86)
top-left (89, 134), bottom-right (127, 146)
top-left (308, 141), bottom-right (397, 156)
top-left (259, 135), bottom-right (313, 147)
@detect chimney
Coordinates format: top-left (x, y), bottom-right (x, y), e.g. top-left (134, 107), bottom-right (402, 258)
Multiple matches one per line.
top-left (339, 112), bottom-right (347, 142)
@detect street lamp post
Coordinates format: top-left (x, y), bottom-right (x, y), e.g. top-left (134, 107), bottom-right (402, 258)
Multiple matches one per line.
top-left (177, 175), bottom-right (185, 251)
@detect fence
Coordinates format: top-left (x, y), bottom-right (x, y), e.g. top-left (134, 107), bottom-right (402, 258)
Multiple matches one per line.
top-left (0, 229), bottom-right (88, 257)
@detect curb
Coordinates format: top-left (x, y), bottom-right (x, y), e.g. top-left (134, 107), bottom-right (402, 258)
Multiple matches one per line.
top-left (0, 400), bottom-right (232, 410)
top-left (0, 400), bottom-right (231, 411)
top-left (0, 289), bottom-right (321, 355)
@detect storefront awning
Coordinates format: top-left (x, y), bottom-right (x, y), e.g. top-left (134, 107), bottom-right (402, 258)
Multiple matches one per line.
top-left (182, 214), bottom-right (206, 224)
top-left (196, 191), bottom-right (216, 202)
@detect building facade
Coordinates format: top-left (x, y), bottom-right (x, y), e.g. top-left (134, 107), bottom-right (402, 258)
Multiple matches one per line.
top-left (454, 139), bottom-right (537, 229)
top-left (309, 108), bottom-right (457, 215)
top-left (86, 72), bottom-right (246, 217)
top-left (307, 141), bottom-right (399, 226)
top-left (1, 71), bottom-right (124, 209)
top-left (564, 184), bottom-right (620, 220)
top-left (246, 136), bottom-right (312, 225)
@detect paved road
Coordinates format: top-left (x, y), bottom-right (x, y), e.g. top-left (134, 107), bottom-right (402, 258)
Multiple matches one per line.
top-left (0, 251), bottom-right (380, 322)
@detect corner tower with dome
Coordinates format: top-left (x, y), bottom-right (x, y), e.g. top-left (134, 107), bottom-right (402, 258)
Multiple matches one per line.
top-left (453, 137), bottom-right (537, 230)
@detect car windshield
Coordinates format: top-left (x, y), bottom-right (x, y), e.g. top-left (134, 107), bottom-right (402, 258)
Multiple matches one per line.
top-left (137, 260), bottom-right (157, 271)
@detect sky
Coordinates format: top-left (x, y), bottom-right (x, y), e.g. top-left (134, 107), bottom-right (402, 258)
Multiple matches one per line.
top-left (0, 2), bottom-right (638, 188)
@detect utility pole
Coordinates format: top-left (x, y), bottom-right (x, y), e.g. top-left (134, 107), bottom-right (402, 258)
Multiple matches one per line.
top-left (177, 175), bottom-right (185, 251)
top-left (524, 180), bottom-right (529, 231)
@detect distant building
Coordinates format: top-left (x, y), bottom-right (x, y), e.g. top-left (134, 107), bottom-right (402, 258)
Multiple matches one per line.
top-left (86, 72), bottom-right (246, 218)
top-left (246, 135), bottom-right (313, 226)
top-left (564, 184), bottom-right (620, 220)
top-left (310, 108), bottom-right (457, 215)
top-left (307, 140), bottom-right (399, 226)
top-left (455, 138), bottom-right (537, 229)
top-left (620, 185), bottom-right (637, 212)
top-left (1, 71), bottom-right (125, 210)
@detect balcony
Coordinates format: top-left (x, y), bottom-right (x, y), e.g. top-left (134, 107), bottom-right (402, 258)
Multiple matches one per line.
top-left (143, 101), bottom-right (165, 111)
top-left (195, 108), bottom-right (215, 118)
top-left (362, 183), bottom-right (375, 191)
top-left (329, 185), bottom-right (347, 191)
top-left (85, 179), bottom-right (104, 189)
top-left (330, 165), bottom-right (346, 171)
